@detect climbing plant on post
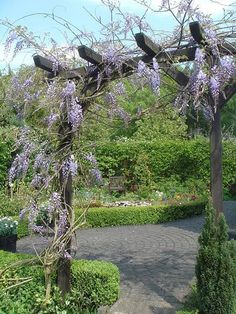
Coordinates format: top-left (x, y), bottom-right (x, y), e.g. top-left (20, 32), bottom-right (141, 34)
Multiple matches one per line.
top-left (134, 21), bottom-right (236, 214)
top-left (189, 21), bottom-right (236, 213)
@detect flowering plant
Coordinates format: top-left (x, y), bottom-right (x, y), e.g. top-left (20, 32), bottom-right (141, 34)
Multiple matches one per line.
top-left (0, 217), bottom-right (18, 237)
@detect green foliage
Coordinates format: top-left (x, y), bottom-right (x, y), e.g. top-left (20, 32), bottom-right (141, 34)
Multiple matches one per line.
top-left (222, 95), bottom-right (236, 137)
top-left (13, 199), bottom-right (206, 238)
top-left (132, 105), bottom-right (187, 141)
top-left (14, 217), bottom-right (29, 238)
top-left (95, 139), bottom-right (236, 195)
top-left (0, 190), bottom-right (27, 217)
top-left (71, 259), bottom-right (120, 309)
top-left (0, 128), bottom-right (14, 188)
top-left (75, 199), bottom-right (206, 228)
top-left (0, 251), bottom-right (119, 313)
top-left (195, 203), bottom-right (236, 314)
top-left (0, 216), bottom-right (18, 236)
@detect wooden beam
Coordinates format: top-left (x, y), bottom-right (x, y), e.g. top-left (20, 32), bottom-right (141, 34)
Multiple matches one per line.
top-left (189, 21), bottom-right (236, 55)
top-left (161, 65), bottom-right (189, 86)
top-left (189, 21), bottom-right (205, 45)
top-left (33, 55), bottom-right (62, 74)
top-left (135, 33), bottom-right (197, 62)
top-left (78, 45), bottom-right (103, 65)
top-left (135, 33), bottom-right (162, 57)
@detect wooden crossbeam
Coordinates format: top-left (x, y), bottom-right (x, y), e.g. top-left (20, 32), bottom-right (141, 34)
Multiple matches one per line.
top-left (135, 33), bottom-right (162, 57)
top-left (33, 55), bottom-right (62, 74)
top-left (135, 32), bottom-right (196, 63)
top-left (190, 21), bottom-right (236, 55)
top-left (161, 65), bottom-right (189, 86)
top-left (78, 45), bottom-right (103, 65)
top-left (189, 21), bottom-right (205, 45)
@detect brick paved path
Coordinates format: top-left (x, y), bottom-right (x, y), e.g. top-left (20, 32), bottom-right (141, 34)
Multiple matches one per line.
top-left (17, 202), bottom-right (236, 314)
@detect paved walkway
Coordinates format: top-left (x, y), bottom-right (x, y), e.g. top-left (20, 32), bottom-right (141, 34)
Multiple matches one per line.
top-left (17, 201), bottom-right (236, 314)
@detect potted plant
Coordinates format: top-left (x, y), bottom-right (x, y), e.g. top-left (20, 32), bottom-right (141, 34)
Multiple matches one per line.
top-left (0, 217), bottom-right (18, 253)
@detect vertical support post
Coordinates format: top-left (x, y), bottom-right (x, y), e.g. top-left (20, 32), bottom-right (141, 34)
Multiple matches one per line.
top-left (57, 105), bottom-right (73, 296)
top-left (210, 102), bottom-right (223, 214)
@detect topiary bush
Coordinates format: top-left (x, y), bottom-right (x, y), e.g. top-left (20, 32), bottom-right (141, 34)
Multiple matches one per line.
top-left (195, 203), bottom-right (236, 314)
top-left (0, 250), bottom-right (120, 313)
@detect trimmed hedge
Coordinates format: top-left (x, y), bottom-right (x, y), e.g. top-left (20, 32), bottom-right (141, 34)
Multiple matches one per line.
top-left (15, 199), bottom-right (206, 238)
top-left (95, 139), bottom-right (236, 191)
top-left (0, 250), bottom-right (119, 313)
top-left (75, 198), bottom-right (206, 228)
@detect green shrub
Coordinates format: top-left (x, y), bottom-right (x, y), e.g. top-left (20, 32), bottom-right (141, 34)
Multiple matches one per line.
top-left (0, 189), bottom-right (27, 217)
top-left (195, 203), bottom-right (236, 314)
top-left (75, 198), bottom-right (206, 228)
top-left (0, 250), bottom-right (119, 313)
top-left (15, 216), bottom-right (29, 238)
top-left (0, 138), bottom-right (12, 188)
top-left (71, 259), bottom-right (120, 309)
top-left (12, 199), bottom-right (207, 238)
top-left (95, 139), bottom-right (236, 195)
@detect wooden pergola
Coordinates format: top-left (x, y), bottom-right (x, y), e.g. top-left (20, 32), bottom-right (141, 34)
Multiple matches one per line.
top-left (34, 21), bottom-right (236, 215)
top-left (33, 21), bottom-right (236, 294)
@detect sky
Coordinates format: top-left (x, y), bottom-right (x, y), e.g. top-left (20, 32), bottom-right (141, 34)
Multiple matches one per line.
top-left (0, 0), bottom-right (234, 70)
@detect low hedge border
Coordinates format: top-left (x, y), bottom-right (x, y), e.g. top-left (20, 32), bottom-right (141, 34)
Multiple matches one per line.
top-left (16, 198), bottom-right (206, 238)
top-left (0, 250), bottom-right (120, 313)
top-left (75, 198), bottom-right (207, 228)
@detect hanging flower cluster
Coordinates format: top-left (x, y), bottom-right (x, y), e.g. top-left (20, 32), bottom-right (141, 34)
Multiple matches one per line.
top-left (85, 152), bottom-right (103, 184)
top-left (9, 128), bottom-right (35, 184)
top-left (137, 58), bottom-right (160, 94)
top-left (177, 45), bottom-right (236, 118)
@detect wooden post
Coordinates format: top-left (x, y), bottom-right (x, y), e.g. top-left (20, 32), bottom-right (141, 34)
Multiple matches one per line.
top-left (210, 102), bottom-right (223, 213)
top-left (57, 104), bottom-right (73, 296)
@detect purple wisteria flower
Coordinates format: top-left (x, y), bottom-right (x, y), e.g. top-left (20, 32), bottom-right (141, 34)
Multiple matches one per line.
top-left (68, 99), bottom-right (83, 132)
top-left (190, 69), bottom-right (208, 97)
top-left (31, 174), bottom-right (45, 189)
top-left (85, 152), bottom-right (97, 165)
top-left (209, 76), bottom-right (220, 99)
top-left (220, 56), bottom-right (235, 82)
top-left (194, 48), bottom-right (205, 70)
top-left (58, 209), bottom-right (67, 236)
top-left (62, 156), bottom-right (78, 178)
top-left (33, 152), bottom-right (50, 172)
top-left (137, 58), bottom-right (160, 94)
top-left (4, 30), bottom-right (18, 54)
top-left (205, 28), bottom-right (219, 56)
top-left (114, 82), bottom-right (126, 96)
top-left (62, 81), bottom-right (76, 97)
top-left (48, 192), bottom-right (61, 214)
top-left (47, 113), bottom-right (59, 128)
top-left (113, 107), bottom-right (131, 125)
top-left (105, 92), bottom-right (117, 106)
top-left (90, 168), bottom-right (103, 184)
top-left (102, 45), bottom-right (124, 66)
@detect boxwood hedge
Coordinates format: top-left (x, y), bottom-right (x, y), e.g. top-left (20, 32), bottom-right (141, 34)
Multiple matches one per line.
top-left (16, 199), bottom-right (206, 238)
top-left (75, 198), bottom-right (206, 228)
top-left (0, 250), bottom-right (120, 313)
